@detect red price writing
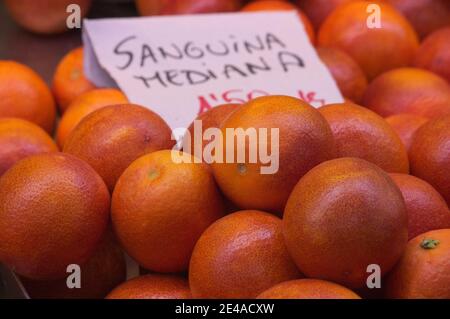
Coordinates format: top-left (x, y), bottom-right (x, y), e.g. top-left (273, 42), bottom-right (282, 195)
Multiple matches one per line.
top-left (197, 89), bottom-right (326, 114)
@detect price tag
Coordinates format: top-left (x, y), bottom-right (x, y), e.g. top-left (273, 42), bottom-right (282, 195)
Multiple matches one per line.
top-left (83, 12), bottom-right (343, 129)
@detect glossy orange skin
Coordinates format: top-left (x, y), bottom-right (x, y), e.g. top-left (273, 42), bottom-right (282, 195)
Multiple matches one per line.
top-left (318, 1), bottom-right (419, 80)
top-left (385, 114), bottom-right (428, 152)
top-left (385, 229), bottom-right (450, 298)
top-left (390, 174), bottom-right (450, 240)
top-left (317, 46), bottom-right (368, 103)
top-left (21, 231), bottom-right (126, 299)
top-left (56, 88), bottom-right (129, 148)
top-left (384, 0), bottom-right (450, 39)
top-left (107, 274), bottom-right (191, 299)
top-left (0, 118), bottom-right (58, 176)
top-left (257, 279), bottom-right (361, 299)
top-left (112, 150), bottom-right (224, 273)
top-left (283, 158), bottom-right (408, 288)
top-left (319, 103), bottom-right (409, 173)
top-left (297, 0), bottom-right (356, 30)
top-left (241, 1), bottom-right (315, 43)
top-left (0, 153), bottom-right (110, 280)
top-left (52, 47), bottom-right (96, 112)
top-left (0, 61), bottom-right (56, 133)
top-left (363, 68), bottom-right (450, 119)
top-left (136, 0), bottom-right (242, 15)
top-left (211, 96), bottom-right (335, 214)
top-left (4, 0), bottom-right (92, 34)
top-left (414, 27), bottom-right (450, 83)
top-left (189, 210), bottom-right (300, 299)
top-left (184, 103), bottom-right (240, 160)
top-left (63, 104), bottom-right (174, 192)
top-left (409, 115), bottom-right (450, 206)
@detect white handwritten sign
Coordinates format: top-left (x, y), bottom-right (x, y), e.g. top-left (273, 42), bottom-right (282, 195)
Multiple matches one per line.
top-left (83, 12), bottom-right (343, 129)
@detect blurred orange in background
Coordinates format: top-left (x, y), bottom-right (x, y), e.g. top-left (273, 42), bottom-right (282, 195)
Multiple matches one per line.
top-left (241, 0), bottom-right (315, 43)
top-left (363, 68), bottom-right (450, 119)
top-left (384, 0), bottom-right (450, 39)
top-left (136, 0), bottom-right (243, 15)
top-left (318, 1), bottom-right (419, 80)
top-left (52, 47), bottom-right (96, 113)
top-left (0, 61), bottom-right (56, 133)
top-left (414, 27), bottom-right (450, 83)
top-left (3, 0), bottom-right (92, 34)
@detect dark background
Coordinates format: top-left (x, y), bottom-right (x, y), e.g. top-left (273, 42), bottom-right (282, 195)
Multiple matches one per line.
top-left (0, 0), bottom-right (138, 84)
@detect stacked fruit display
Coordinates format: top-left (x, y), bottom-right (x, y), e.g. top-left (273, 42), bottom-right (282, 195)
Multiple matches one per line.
top-left (0, 0), bottom-right (449, 299)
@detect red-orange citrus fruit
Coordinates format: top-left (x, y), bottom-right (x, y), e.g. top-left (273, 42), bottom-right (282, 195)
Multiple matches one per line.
top-left (283, 157), bottom-right (408, 288)
top-left (4, 0), bottom-right (92, 34)
top-left (319, 103), bottom-right (409, 173)
top-left (318, 1), bottom-right (419, 80)
top-left (385, 114), bottom-right (428, 152)
top-left (63, 104), bottom-right (174, 191)
top-left (317, 46), bottom-right (368, 103)
top-left (385, 229), bottom-right (450, 299)
top-left (211, 96), bottom-right (335, 214)
top-left (56, 88), bottom-right (129, 148)
top-left (0, 61), bottom-right (56, 133)
top-left (189, 210), bottom-right (300, 299)
top-left (52, 47), bottom-right (96, 112)
top-left (112, 150), bottom-right (224, 273)
top-left (363, 68), bottom-right (450, 119)
top-left (0, 118), bottom-right (58, 176)
top-left (297, 0), bottom-right (356, 30)
top-left (390, 173), bottom-right (450, 239)
top-left (106, 274), bottom-right (191, 299)
top-left (21, 230), bottom-right (126, 299)
top-left (413, 27), bottom-right (450, 83)
top-left (384, 0), bottom-right (450, 38)
top-left (257, 279), bottom-right (361, 299)
top-left (241, 1), bottom-right (315, 43)
top-left (184, 103), bottom-right (240, 161)
top-left (409, 115), bottom-right (450, 205)
top-left (0, 153), bottom-right (110, 280)
top-left (136, 0), bottom-right (242, 15)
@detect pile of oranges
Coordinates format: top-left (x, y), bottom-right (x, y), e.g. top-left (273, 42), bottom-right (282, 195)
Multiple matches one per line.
top-left (0, 0), bottom-right (450, 299)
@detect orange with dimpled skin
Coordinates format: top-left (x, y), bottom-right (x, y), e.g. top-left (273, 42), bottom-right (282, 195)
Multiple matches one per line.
top-left (257, 279), bottom-right (361, 299)
top-left (211, 95), bottom-right (335, 214)
top-left (106, 274), bottom-right (191, 299)
top-left (0, 153), bottom-right (110, 280)
top-left (189, 210), bottom-right (301, 299)
top-left (390, 173), bottom-right (450, 240)
top-left (409, 115), bottom-right (450, 206)
top-left (56, 88), bottom-right (129, 148)
top-left (112, 150), bottom-right (224, 273)
top-left (63, 104), bottom-right (174, 192)
top-left (385, 229), bottom-right (450, 299)
top-left (283, 157), bottom-right (408, 289)
top-left (319, 103), bottom-right (409, 173)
